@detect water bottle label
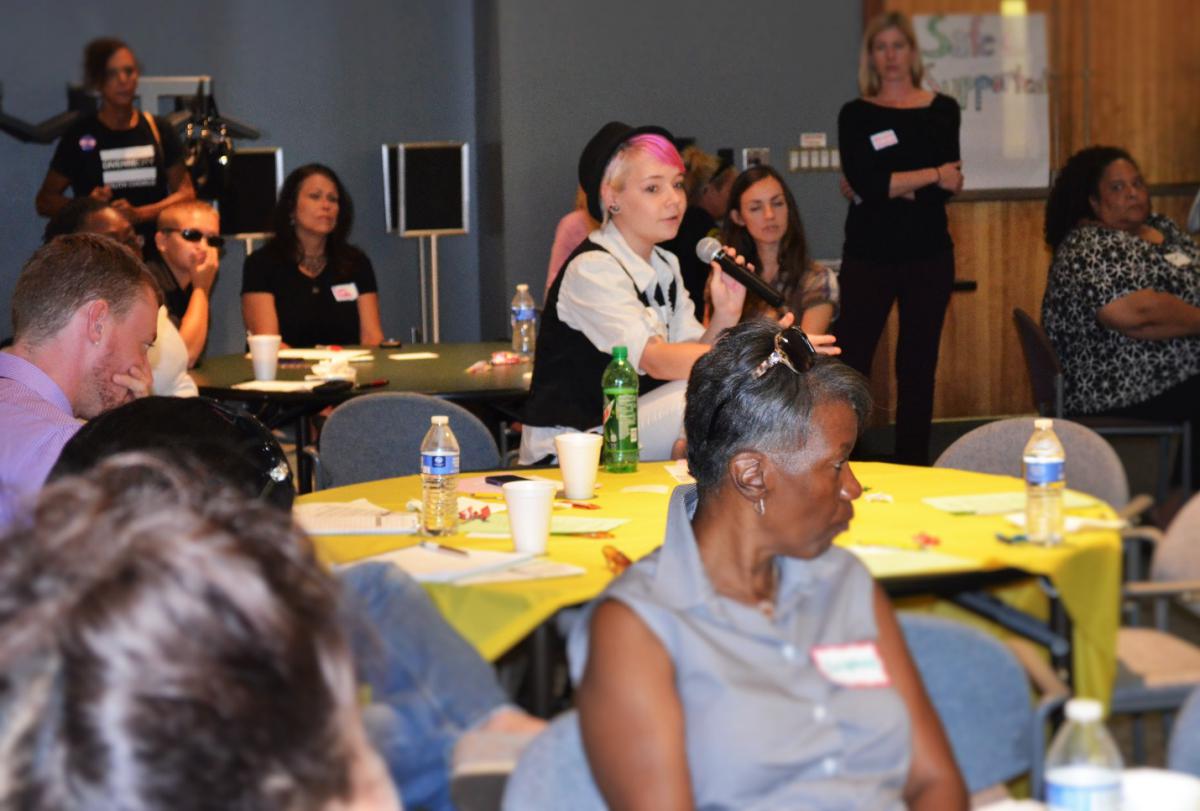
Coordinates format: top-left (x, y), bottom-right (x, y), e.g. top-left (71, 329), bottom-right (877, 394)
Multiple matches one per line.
top-left (1045, 779), bottom-right (1120, 811)
top-left (1024, 458), bottom-right (1064, 486)
top-left (512, 305), bottom-right (536, 321)
top-left (420, 453), bottom-right (460, 476)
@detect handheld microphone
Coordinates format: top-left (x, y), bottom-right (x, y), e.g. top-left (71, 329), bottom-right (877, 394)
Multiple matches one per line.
top-left (696, 237), bottom-right (785, 309)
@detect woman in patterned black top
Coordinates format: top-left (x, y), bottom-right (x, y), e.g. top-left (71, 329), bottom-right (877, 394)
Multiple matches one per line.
top-left (1042, 146), bottom-right (1200, 483)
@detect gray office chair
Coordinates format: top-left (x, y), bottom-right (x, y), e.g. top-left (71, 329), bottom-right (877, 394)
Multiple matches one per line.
top-left (501, 710), bottom-right (604, 811)
top-left (1116, 490), bottom-right (1200, 762)
top-left (1012, 307), bottom-right (1191, 501)
top-left (934, 417), bottom-right (1140, 513)
top-left (309, 392), bottom-right (501, 489)
top-left (1168, 686), bottom-right (1200, 777)
top-left (935, 417), bottom-right (1154, 581)
top-left (900, 613), bottom-right (1067, 801)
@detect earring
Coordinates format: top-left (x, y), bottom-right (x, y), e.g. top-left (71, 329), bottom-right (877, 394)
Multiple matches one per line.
top-left (754, 498), bottom-right (765, 516)
top-left (608, 204), bottom-right (620, 214)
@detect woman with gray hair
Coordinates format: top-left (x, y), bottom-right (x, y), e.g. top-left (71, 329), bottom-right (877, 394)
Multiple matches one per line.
top-left (569, 320), bottom-right (966, 809)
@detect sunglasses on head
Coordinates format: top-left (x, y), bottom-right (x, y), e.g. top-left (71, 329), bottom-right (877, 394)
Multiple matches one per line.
top-left (703, 327), bottom-right (819, 443)
top-left (160, 228), bottom-right (225, 249)
top-left (751, 327), bottom-right (817, 379)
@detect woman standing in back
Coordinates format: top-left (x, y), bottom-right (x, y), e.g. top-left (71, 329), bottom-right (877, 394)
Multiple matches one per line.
top-left (36, 38), bottom-right (196, 254)
top-left (835, 12), bottom-right (963, 464)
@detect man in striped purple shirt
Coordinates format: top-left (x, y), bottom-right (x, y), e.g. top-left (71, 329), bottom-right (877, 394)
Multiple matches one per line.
top-left (1, 234), bottom-right (157, 528)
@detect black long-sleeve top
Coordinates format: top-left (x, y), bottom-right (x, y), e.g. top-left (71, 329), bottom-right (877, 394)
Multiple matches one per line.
top-left (838, 93), bottom-right (961, 263)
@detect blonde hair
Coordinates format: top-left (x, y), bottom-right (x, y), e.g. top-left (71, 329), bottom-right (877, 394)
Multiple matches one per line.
top-left (599, 134), bottom-right (685, 223)
top-left (858, 12), bottom-right (925, 97)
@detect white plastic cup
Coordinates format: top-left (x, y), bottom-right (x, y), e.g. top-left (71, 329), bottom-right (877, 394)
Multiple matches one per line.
top-left (502, 480), bottom-right (558, 555)
top-left (554, 432), bottom-right (603, 500)
top-left (248, 334), bottom-right (282, 381)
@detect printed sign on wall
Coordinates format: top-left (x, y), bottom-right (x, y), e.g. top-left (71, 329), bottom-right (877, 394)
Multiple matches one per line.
top-left (915, 13), bottom-right (1051, 191)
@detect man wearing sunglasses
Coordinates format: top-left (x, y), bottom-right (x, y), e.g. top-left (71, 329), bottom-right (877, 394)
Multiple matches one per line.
top-left (150, 201), bottom-right (223, 367)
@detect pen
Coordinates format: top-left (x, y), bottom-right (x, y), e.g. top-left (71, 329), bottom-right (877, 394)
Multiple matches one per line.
top-left (420, 541), bottom-right (469, 557)
top-left (995, 532), bottom-right (1029, 544)
top-left (466, 492), bottom-right (505, 500)
top-left (355, 378), bottom-right (389, 390)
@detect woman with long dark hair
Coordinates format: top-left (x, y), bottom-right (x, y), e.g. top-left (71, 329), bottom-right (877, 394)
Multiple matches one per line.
top-left (242, 163), bottom-right (384, 347)
top-left (720, 165), bottom-right (838, 333)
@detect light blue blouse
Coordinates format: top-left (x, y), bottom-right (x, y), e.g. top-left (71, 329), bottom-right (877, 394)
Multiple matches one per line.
top-left (569, 485), bottom-right (911, 811)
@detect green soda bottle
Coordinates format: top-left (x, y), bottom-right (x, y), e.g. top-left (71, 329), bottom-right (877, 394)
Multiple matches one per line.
top-left (602, 345), bottom-right (639, 473)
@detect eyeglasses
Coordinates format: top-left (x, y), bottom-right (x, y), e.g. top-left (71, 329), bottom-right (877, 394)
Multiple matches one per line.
top-left (751, 327), bottom-right (817, 379)
top-left (160, 228), bottom-right (225, 249)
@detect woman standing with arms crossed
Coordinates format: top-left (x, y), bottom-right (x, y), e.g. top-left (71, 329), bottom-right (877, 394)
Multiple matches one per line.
top-left (36, 38), bottom-right (195, 255)
top-left (836, 12), bottom-right (963, 464)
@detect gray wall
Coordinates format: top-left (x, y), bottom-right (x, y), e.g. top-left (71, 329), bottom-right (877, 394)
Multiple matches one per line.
top-left (2, 2), bottom-right (861, 349)
top-left (0, 1), bottom-right (481, 352)
top-left (478, 0), bottom-right (862, 338)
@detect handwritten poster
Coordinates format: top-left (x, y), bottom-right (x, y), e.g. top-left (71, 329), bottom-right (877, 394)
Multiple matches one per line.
top-left (915, 13), bottom-right (1051, 191)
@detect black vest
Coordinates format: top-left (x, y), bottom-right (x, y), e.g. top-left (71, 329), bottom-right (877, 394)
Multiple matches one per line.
top-left (523, 239), bottom-right (675, 430)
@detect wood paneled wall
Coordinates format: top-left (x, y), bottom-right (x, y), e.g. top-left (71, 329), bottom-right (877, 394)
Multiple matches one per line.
top-left (860, 0), bottom-right (1200, 424)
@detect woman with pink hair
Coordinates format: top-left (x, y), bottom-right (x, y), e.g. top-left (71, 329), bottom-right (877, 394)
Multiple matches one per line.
top-left (521, 122), bottom-right (836, 464)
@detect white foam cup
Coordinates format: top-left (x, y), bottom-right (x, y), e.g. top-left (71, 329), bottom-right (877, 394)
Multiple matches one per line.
top-left (502, 480), bottom-right (558, 555)
top-left (248, 334), bottom-right (282, 381)
top-left (554, 432), bottom-right (603, 500)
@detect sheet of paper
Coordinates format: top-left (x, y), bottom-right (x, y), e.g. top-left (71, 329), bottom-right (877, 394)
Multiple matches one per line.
top-left (388, 352), bottom-right (439, 361)
top-left (663, 460), bottom-right (695, 484)
top-left (460, 514), bottom-right (628, 536)
top-left (243, 348), bottom-right (372, 362)
top-left (922, 491), bottom-right (1096, 515)
top-left (1003, 512), bottom-right (1126, 532)
top-left (295, 499), bottom-right (420, 535)
top-left (847, 545), bottom-right (979, 579)
top-left (346, 545), bottom-right (536, 583)
top-left (233, 380), bottom-right (318, 393)
top-left (456, 559), bottom-right (587, 585)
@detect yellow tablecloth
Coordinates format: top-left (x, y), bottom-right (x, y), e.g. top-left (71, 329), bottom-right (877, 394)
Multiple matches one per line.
top-left (302, 461), bottom-right (1120, 702)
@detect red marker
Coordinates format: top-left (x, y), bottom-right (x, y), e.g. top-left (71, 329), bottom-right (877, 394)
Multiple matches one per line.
top-left (355, 379), bottom-right (389, 390)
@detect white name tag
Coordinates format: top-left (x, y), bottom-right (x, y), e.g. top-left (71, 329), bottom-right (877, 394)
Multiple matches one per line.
top-left (1164, 251), bottom-right (1193, 268)
top-left (331, 282), bottom-right (359, 302)
top-left (869, 129), bottom-right (899, 151)
top-left (811, 641), bottom-right (890, 688)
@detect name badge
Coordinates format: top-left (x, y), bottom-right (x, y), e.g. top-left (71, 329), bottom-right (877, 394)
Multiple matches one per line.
top-left (331, 282), bottom-right (359, 302)
top-left (1164, 251), bottom-right (1193, 268)
top-left (870, 129), bottom-right (899, 151)
top-left (811, 641), bottom-right (890, 688)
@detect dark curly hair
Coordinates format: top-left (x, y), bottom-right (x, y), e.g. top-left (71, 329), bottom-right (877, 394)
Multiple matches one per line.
top-left (720, 165), bottom-right (811, 318)
top-left (264, 163), bottom-right (362, 279)
top-left (1044, 146), bottom-right (1137, 249)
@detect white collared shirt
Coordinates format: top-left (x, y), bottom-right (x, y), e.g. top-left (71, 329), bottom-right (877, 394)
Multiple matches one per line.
top-left (556, 220), bottom-right (704, 374)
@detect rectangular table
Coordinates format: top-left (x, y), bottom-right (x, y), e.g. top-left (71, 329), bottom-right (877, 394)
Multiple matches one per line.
top-left (192, 342), bottom-right (530, 490)
top-left (300, 461), bottom-right (1122, 705)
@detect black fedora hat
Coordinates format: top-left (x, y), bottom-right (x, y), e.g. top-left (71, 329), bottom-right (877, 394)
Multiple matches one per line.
top-left (578, 121), bottom-right (675, 221)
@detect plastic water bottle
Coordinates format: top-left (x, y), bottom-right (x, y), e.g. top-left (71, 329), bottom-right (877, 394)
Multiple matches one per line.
top-left (420, 415), bottom-right (460, 536)
top-left (602, 345), bottom-right (639, 473)
top-left (1024, 417), bottom-right (1066, 546)
top-left (511, 284), bottom-right (536, 357)
top-left (1044, 698), bottom-right (1123, 810)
